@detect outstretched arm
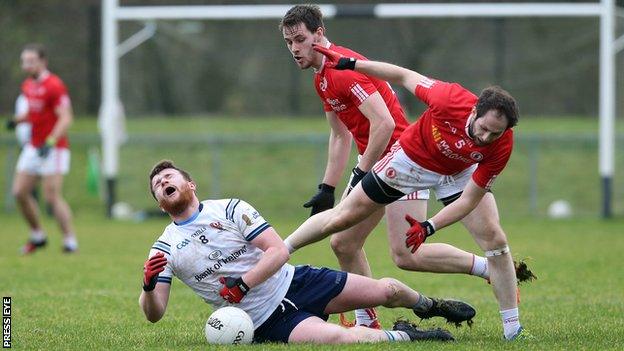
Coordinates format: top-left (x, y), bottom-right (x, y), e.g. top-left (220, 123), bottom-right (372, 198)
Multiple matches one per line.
top-left (313, 44), bottom-right (427, 94)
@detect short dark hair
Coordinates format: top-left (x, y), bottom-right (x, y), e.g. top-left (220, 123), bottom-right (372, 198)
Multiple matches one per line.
top-left (279, 4), bottom-right (324, 33)
top-left (148, 160), bottom-right (193, 198)
top-left (475, 86), bottom-right (519, 129)
top-left (22, 43), bottom-right (47, 59)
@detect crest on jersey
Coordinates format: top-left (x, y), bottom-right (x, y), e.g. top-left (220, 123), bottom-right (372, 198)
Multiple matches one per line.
top-left (319, 77), bottom-right (328, 92)
top-left (470, 152), bottom-right (484, 161)
top-left (385, 167), bottom-right (397, 179)
top-left (242, 214), bottom-right (253, 226)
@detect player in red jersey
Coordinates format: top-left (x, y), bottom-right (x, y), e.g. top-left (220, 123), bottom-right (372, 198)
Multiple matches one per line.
top-left (280, 4), bottom-right (507, 330)
top-left (6, 44), bottom-right (77, 254)
top-left (285, 43), bottom-right (526, 340)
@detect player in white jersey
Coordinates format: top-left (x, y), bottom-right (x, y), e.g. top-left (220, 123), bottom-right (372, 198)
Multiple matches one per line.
top-left (139, 160), bottom-right (477, 343)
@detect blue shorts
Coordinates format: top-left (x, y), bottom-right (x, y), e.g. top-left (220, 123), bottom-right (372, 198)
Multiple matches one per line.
top-left (253, 265), bottom-right (348, 343)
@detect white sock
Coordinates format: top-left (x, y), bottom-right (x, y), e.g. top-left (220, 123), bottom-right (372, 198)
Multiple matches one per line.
top-left (470, 254), bottom-right (490, 280)
top-left (63, 235), bottom-right (78, 250)
top-left (30, 229), bottom-right (46, 243)
top-left (383, 330), bottom-right (410, 342)
top-left (500, 308), bottom-right (521, 340)
top-left (283, 238), bottom-right (296, 254)
top-left (355, 308), bottom-right (378, 326)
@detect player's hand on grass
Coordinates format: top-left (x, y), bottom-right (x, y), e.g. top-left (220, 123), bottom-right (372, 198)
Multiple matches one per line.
top-left (6, 119), bottom-right (17, 131)
top-left (347, 167), bottom-right (367, 194)
top-left (312, 44), bottom-right (357, 70)
top-left (405, 215), bottom-right (435, 253)
top-left (219, 277), bottom-right (250, 304)
top-left (143, 252), bottom-right (168, 292)
top-left (303, 183), bottom-right (335, 216)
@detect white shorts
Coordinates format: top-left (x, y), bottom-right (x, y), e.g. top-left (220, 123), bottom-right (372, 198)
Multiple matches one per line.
top-left (354, 155), bottom-right (429, 201)
top-left (16, 144), bottom-right (71, 176)
top-left (365, 143), bottom-right (476, 203)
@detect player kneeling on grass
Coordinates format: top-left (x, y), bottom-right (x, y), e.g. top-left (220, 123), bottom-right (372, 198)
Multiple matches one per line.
top-left (139, 160), bottom-right (475, 344)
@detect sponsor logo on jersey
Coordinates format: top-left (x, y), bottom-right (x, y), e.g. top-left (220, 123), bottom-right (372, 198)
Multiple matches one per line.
top-left (432, 125), bottom-right (473, 164)
top-left (319, 76), bottom-right (328, 91)
top-left (470, 151), bottom-right (483, 161)
top-left (325, 97), bottom-right (347, 112)
top-left (242, 214), bottom-right (253, 226)
top-left (194, 245), bottom-right (248, 282)
top-left (210, 222), bottom-right (224, 230)
top-left (176, 238), bottom-right (191, 250)
top-left (208, 250), bottom-right (222, 260)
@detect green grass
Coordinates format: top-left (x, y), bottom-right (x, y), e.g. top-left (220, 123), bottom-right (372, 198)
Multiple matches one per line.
top-left (2, 213), bottom-right (623, 350)
top-left (1, 116), bottom-right (623, 349)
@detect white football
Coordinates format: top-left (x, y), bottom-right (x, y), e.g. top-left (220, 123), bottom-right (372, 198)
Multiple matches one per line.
top-left (548, 199), bottom-right (573, 219)
top-left (205, 306), bottom-right (254, 345)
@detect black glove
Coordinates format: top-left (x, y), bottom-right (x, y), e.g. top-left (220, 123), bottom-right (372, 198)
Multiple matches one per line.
top-left (37, 137), bottom-right (56, 158)
top-left (6, 119), bottom-right (17, 131)
top-left (347, 167), bottom-right (368, 194)
top-left (303, 183), bottom-right (335, 217)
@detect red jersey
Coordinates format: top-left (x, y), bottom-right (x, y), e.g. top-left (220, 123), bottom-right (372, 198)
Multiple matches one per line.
top-left (314, 43), bottom-right (409, 155)
top-left (399, 78), bottom-right (513, 190)
top-left (21, 71), bottom-right (70, 148)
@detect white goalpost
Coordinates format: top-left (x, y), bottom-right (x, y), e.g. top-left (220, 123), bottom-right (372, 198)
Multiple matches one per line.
top-left (100, 0), bottom-right (622, 217)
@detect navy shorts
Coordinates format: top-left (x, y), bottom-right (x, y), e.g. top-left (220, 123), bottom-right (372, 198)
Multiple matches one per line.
top-left (253, 265), bottom-right (348, 343)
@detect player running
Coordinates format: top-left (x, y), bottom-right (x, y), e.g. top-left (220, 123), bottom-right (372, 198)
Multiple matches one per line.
top-left (283, 43), bottom-right (529, 340)
top-left (6, 43), bottom-right (78, 254)
top-left (139, 160), bottom-right (476, 344)
top-left (279, 4), bottom-right (532, 330)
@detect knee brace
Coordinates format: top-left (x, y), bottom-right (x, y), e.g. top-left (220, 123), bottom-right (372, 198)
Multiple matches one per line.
top-left (484, 245), bottom-right (510, 257)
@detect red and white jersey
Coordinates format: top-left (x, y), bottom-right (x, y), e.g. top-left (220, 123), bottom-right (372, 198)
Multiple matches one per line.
top-left (314, 43), bottom-right (409, 155)
top-left (399, 78), bottom-right (513, 190)
top-left (21, 71), bottom-right (70, 148)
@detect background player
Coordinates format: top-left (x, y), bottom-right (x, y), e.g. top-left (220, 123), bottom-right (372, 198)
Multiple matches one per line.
top-left (284, 44), bottom-right (526, 340)
top-left (280, 4), bottom-right (526, 329)
top-left (6, 43), bottom-right (77, 254)
top-left (138, 160), bottom-right (476, 344)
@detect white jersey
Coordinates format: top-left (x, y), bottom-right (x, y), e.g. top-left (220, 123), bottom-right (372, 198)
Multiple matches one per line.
top-left (148, 199), bottom-right (295, 327)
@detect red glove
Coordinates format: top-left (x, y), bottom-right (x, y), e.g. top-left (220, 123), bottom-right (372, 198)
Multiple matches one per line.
top-left (219, 277), bottom-right (250, 304)
top-left (312, 44), bottom-right (357, 70)
top-left (405, 215), bottom-right (436, 254)
top-left (143, 252), bottom-right (168, 291)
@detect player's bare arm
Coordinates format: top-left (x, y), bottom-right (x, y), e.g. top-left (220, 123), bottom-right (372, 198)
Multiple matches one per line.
top-left (430, 179), bottom-right (488, 231)
top-left (323, 111), bottom-right (352, 186)
top-left (49, 102), bottom-right (73, 141)
top-left (139, 282), bottom-right (171, 323)
top-left (241, 227), bottom-right (290, 288)
top-left (353, 60), bottom-right (426, 96)
top-left (356, 92), bottom-right (395, 171)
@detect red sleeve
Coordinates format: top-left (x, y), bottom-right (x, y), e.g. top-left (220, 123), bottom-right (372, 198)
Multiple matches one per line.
top-left (414, 78), bottom-right (452, 114)
top-left (48, 78), bottom-right (71, 109)
top-left (471, 131), bottom-right (514, 189)
top-left (331, 70), bottom-right (378, 107)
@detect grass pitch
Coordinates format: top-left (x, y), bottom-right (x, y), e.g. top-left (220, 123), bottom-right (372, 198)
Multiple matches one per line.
top-left (2, 213), bottom-right (623, 350)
